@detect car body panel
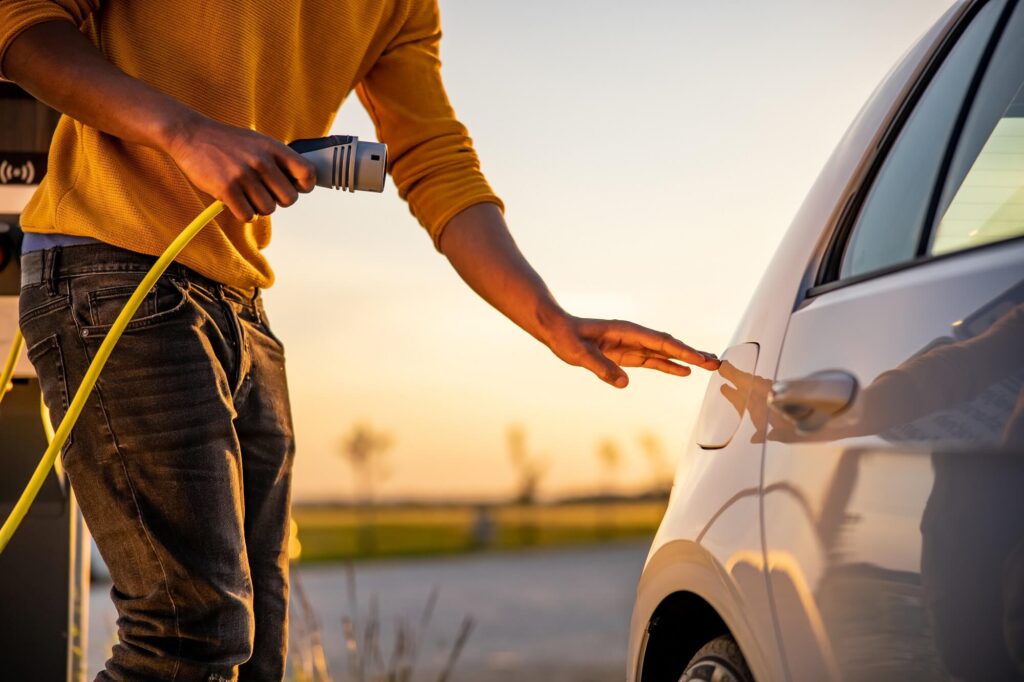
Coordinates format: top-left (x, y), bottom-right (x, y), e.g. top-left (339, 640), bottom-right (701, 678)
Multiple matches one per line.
top-left (628, 2), bottom-right (980, 681)
top-left (764, 240), bottom-right (1024, 680)
top-left (761, 0), bottom-right (1024, 678)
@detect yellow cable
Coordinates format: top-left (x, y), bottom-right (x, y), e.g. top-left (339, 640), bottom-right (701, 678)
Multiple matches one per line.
top-left (1, 328), bottom-right (23, 400)
top-left (40, 391), bottom-right (55, 445)
top-left (0, 200), bottom-right (225, 553)
top-left (40, 391), bottom-right (64, 482)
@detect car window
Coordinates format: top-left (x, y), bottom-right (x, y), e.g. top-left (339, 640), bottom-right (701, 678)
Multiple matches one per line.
top-left (930, 7), bottom-right (1024, 257)
top-left (838, 1), bottom-right (1003, 280)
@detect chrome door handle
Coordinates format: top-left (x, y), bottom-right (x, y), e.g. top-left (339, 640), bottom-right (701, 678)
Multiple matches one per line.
top-left (768, 370), bottom-right (858, 431)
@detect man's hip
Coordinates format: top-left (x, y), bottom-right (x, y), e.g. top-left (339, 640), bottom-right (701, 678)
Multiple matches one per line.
top-left (18, 242), bottom-right (296, 681)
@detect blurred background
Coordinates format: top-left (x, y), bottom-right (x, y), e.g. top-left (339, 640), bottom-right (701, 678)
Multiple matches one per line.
top-left (81, 0), bottom-right (955, 679)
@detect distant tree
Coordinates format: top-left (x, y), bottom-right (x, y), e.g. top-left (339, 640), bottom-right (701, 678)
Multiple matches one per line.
top-left (506, 424), bottom-right (548, 506)
top-left (596, 437), bottom-right (622, 497)
top-left (595, 437), bottom-right (624, 538)
top-left (637, 431), bottom-right (673, 493)
top-left (337, 422), bottom-right (393, 554)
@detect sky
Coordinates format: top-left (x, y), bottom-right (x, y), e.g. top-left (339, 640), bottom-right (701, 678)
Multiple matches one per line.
top-left (263, 0), bottom-right (956, 502)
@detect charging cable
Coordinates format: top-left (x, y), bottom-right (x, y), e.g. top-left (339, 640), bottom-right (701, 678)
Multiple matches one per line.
top-left (0, 134), bottom-right (387, 554)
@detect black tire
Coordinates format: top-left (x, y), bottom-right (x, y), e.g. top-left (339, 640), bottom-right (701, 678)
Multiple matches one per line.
top-left (679, 635), bottom-right (753, 682)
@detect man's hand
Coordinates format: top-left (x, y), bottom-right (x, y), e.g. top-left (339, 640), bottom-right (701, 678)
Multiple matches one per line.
top-left (3, 21), bottom-right (315, 223)
top-left (543, 314), bottom-right (719, 388)
top-left (440, 203), bottom-right (720, 388)
top-left (165, 117), bottom-right (316, 222)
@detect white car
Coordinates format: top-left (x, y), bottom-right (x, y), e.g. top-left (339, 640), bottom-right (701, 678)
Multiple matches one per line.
top-left (628, 0), bottom-right (1024, 680)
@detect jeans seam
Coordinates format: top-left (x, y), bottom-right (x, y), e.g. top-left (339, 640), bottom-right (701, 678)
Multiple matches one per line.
top-left (220, 299), bottom-right (250, 402)
top-left (25, 333), bottom-right (73, 451)
top-left (18, 292), bottom-right (71, 327)
top-left (55, 263), bottom-right (162, 276)
top-left (69, 304), bottom-right (184, 680)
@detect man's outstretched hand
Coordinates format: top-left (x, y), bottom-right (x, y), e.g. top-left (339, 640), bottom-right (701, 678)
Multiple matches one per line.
top-left (542, 314), bottom-right (719, 388)
top-left (440, 203), bottom-right (719, 388)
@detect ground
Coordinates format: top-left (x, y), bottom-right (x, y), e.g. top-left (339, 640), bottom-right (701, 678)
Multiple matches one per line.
top-left (88, 540), bottom-right (649, 681)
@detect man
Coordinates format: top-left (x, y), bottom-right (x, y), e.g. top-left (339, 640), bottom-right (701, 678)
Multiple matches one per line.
top-left (0, 2), bottom-right (720, 679)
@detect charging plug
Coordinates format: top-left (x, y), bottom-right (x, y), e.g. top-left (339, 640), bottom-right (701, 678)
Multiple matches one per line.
top-left (288, 135), bottom-right (387, 193)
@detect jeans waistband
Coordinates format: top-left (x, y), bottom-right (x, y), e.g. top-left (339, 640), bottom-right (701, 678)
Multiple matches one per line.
top-left (20, 244), bottom-right (260, 306)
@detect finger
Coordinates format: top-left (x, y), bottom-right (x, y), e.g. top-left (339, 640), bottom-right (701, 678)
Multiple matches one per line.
top-left (646, 332), bottom-right (719, 369)
top-left (256, 155), bottom-right (300, 207)
top-left (277, 148), bottom-right (317, 193)
top-left (637, 357), bottom-right (692, 377)
top-left (223, 184), bottom-right (256, 222)
top-left (604, 348), bottom-right (679, 364)
top-left (613, 350), bottom-right (691, 376)
top-left (242, 173), bottom-right (278, 216)
top-left (576, 343), bottom-right (629, 388)
top-left (582, 320), bottom-right (719, 369)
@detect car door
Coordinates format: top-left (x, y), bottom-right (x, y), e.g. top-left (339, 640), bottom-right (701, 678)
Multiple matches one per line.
top-left (749, 0), bottom-right (1024, 679)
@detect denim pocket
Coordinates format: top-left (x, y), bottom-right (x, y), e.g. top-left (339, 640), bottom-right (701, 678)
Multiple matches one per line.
top-left (26, 333), bottom-right (72, 451)
top-left (73, 274), bottom-right (191, 336)
top-left (18, 281), bottom-right (70, 328)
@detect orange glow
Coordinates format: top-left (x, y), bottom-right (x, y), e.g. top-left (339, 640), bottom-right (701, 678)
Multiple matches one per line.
top-left (265, 1), bottom-right (955, 502)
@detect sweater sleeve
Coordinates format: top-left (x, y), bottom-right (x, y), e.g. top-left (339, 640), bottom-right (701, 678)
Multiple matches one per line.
top-left (0, 0), bottom-right (100, 80)
top-left (355, 0), bottom-right (503, 249)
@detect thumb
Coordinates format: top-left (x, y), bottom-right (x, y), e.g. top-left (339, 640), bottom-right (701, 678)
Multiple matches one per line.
top-left (278, 146), bottom-right (317, 192)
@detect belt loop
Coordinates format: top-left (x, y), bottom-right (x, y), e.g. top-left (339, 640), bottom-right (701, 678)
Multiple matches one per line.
top-left (45, 247), bottom-right (61, 296)
top-left (251, 287), bottom-right (262, 324)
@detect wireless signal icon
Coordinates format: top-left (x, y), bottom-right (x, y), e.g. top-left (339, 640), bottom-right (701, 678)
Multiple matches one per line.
top-left (0, 159), bottom-right (36, 185)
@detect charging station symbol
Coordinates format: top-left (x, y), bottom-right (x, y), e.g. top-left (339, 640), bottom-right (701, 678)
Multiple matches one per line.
top-left (0, 159), bottom-right (36, 185)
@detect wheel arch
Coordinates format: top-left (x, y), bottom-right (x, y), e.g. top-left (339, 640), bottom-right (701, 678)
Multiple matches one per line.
top-left (638, 590), bottom-right (732, 682)
top-left (629, 540), bottom-right (777, 682)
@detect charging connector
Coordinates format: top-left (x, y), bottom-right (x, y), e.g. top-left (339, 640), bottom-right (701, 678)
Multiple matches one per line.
top-left (289, 135), bottom-right (387, 193)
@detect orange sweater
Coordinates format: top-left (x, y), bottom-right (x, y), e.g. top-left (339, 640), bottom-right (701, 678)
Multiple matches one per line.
top-left (0, 0), bottom-right (502, 288)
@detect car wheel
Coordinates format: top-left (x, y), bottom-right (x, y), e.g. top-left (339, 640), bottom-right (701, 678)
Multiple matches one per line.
top-left (679, 635), bottom-right (753, 682)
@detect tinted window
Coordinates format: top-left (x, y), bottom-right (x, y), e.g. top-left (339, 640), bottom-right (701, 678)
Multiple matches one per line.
top-left (839, 1), bottom-right (1002, 280)
top-left (931, 5), bottom-right (1024, 257)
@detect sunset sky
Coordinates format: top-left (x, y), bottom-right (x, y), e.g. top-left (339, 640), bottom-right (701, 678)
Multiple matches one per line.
top-left (264, 0), bottom-right (955, 502)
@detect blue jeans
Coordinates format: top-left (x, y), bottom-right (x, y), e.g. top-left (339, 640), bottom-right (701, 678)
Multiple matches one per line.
top-left (19, 244), bottom-right (295, 681)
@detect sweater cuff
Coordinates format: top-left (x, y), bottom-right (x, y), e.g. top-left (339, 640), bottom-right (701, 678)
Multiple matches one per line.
top-left (405, 167), bottom-right (504, 250)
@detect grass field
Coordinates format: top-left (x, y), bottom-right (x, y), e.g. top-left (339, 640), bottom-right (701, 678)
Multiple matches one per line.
top-left (292, 501), bottom-right (667, 562)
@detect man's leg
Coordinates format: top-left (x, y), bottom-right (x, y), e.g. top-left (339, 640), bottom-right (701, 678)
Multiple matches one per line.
top-left (19, 246), bottom-right (257, 681)
top-left (232, 294), bottom-right (296, 682)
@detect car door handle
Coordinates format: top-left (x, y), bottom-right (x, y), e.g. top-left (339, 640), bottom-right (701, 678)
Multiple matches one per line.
top-left (767, 370), bottom-right (858, 431)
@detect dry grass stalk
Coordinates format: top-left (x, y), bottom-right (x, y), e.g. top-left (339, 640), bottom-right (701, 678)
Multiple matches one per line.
top-left (292, 567), bottom-right (332, 682)
top-left (288, 564), bottom-right (473, 682)
top-left (436, 616), bottom-right (475, 682)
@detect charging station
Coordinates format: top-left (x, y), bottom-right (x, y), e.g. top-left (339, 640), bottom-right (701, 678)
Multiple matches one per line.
top-left (0, 82), bottom-right (90, 682)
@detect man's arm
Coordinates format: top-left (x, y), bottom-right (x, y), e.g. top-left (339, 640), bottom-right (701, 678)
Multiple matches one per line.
top-left (440, 203), bottom-right (720, 388)
top-left (358, 1), bottom-right (718, 387)
top-left (1, 20), bottom-right (315, 221)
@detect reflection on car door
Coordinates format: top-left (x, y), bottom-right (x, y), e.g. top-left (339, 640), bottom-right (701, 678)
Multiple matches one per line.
top-left (743, 2), bottom-right (1024, 679)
